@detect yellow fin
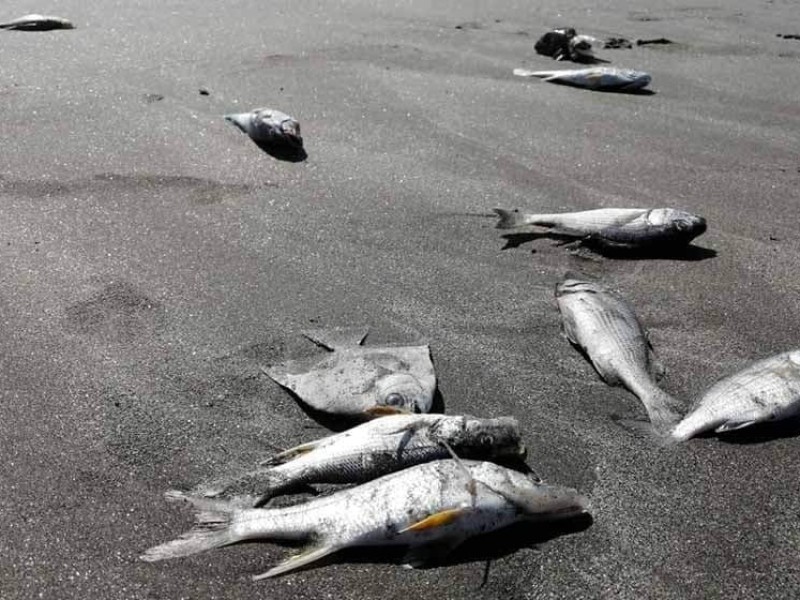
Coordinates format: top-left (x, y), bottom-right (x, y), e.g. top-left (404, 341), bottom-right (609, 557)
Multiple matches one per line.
top-left (364, 406), bottom-right (409, 417)
top-left (400, 508), bottom-right (467, 533)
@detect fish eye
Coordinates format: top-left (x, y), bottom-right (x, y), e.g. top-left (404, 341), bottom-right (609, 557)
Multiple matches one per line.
top-left (383, 392), bottom-right (406, 407)
top-left (479, 434), bottom-right (494, 446)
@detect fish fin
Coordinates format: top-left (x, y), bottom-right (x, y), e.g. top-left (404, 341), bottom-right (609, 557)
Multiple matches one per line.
top-left (400, 508), bottom-right (469, 533)
top-left (512, 68), bottom-right (540, 78)
top-left (364, 405), bottom-right (410, 417)
top-left (261, 363), bottom-right (296, 389)
top-left (715, 420), bottom-right (759, 433)
top-left (493, 208), bottom-right (534, 229)
top-left (302, 327), bottom-right (370, 351)
top-left (140, 492), bottom-right (242, 562)
top-left (613, 417), bottom-right (680, 448)
top-left (638, 386), bottom-right (684, 435)
top-left (263, 439), bottom-right (323, 465)
top-left (252, 544), bottom-right (340, 580)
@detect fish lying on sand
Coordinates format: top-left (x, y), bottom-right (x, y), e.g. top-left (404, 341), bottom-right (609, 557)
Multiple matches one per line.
top-left (0, 14), bottom-right (74, 30)
top-left (225, 107), bottom-right (305, 160)
top-left (513, 67), bottom-right (651, 91)
top-left (198, 414), bottom-right (527, 506)
top-left (671, 350), bottom-right (800, 441)
top-left (534, 28), bottom-right (597, 63)
top-left (263, 327), bottom-right (437, 422)
top-left (556, 274), bottom-right (683, 433)
top-left (494, 207), bottom-right (706, 250)
top-left (141, 459), bottom-right (589, 579)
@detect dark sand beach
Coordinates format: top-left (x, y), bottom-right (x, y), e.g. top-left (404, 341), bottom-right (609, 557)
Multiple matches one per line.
top-left (2, 0), bottom-right (800, 598)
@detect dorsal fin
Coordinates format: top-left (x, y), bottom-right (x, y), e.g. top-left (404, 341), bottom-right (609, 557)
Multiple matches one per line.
top-left (302, 327), bottom-right (370, 351)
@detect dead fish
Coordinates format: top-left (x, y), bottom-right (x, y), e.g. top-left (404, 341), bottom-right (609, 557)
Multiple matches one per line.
top-left (0, 14), bottom-right (75, 30)
top-left (225, 107), bottom-right (305, 160)
top-left (556, 274), bottom-right (683, 432)
top-left (264, 327), bottom-right (437, 422)
top-left (141, 459), bottom-right (589, 579)
top-left (534, 28), bottom-right (596, 63)
top-left (671, 350), bottom-right (800, 441)
top-left (199, 414), bottom-right (527, 505)
top-left (513, 66), bottom-right (651, 91)
top-left (494, 207), bottom-right (707, 249)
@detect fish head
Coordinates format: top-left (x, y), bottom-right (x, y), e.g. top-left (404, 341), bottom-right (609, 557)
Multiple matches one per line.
top-left (472, 462), bottom-right (590, 520)
top-left (555, 273), bottom-right (602, 298)
top-left (437, 416), bottom-right (526, 459)
top-left (647, 209), bottom-right (707, 242)
top-left (612, 69), bottom-right (652, 90)
top-left (367, 372), bottom-right (431, 416)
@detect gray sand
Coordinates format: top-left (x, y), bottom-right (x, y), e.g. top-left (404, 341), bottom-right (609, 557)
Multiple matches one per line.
top-left (2, 0), bottom-right (800, 598)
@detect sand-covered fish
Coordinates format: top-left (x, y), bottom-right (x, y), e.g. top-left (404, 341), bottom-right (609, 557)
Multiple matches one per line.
top-left (556, 274), bottom-right (682, 432)
top-left (225, 107), bottom-right (305, 161)
top-left (494, 208), bottom-right (707, 249)
top-left (264, 327), bottom-right (436, 422)
top-left (514, 66), bottom-right (651, 91)
top-left (0, 14), bottom-right (74, 30)
top-left (199, 414), bottom-right (527, 505)
top-left (671, 350), bottom-right (800, 441)
top-left (141, 459), bottom-right (589, 579)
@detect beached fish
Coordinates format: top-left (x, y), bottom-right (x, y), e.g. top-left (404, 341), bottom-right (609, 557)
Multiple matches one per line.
top-left (671, 350), bottom-right (800, 441)
top-left (199, 414), bottom-right (527, 505)
top-left (0, 14), bottom-right (74, 30)
top-left (494, 208), bottom-right (706, 249)
top-left (264, 327), bottom-right (436, 422)
top-left (556, 274), bottom-right (682, 432)
top-left (514, 67), bottom-right (651, 91)
top-left (225, 107), bottom-right (305, 160)
top-left (141, 459), bottom-right (589, 579)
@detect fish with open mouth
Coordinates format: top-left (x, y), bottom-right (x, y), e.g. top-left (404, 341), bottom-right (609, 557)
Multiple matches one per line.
top-left (494, 207), bottom-right (707, 250)
top-left (141, 459), bottom-right (589, 579)
top-left (263, 327), bottom-right (437, 422)
top-left (0, 14), bottom-right (74, 30)
top-left (225, 107), bottom-right (306, 161)
top-left (671, 350), bottom-right (800, 441)
top-left (198, 414), bottom-right (527, 505)
top-left (514, 66), bottom-right (651, 91)
top-left (556, 274), bottom-right (683, 433)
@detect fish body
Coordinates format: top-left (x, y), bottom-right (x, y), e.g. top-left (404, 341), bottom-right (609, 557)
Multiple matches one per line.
top-left (225, 107), bottom-right (305, 159)
top-left (494, 208), bottom-right (706, 249)
top-left (264, 327), bottom-right (437, 421)
top-left (200, 414), bottom-right (526, 505)
top-left (0, 14), bottom-right (74, 30)
top-left (672, 350), bottom-right (800, 441)
top-left (141, 459), bottom-right (589, 579)
top-left (514, 67), bottom-right (651, 91)
top-left (555, 275), bottom-right (682, 432)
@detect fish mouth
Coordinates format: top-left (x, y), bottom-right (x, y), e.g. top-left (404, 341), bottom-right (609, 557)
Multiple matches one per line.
top-left (224, 114), bottom-right (249, 134)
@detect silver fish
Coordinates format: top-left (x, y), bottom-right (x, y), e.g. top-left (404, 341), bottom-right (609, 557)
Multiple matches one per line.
top-left (495, 208), bottom-right (706, 249)
top-left (141, 459), bottom-right (589, 579)
top-left (199, 414), bottom-right (527, 505)
top-left (225, 107), bottom-right (304, 158)
top-left (264, 327), bottom-right (437, 421)
top-left (556, 274), bottom-right (682, 432)
top-left (672, 350), bottom-right (800, 441)
top-left (514, 66), bottom-right (651, 91)
top-left (0, 14), bottom-right (74, 30)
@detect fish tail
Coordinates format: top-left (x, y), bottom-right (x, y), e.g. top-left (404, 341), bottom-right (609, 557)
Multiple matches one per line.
top-left (639, 386), bottom-right (685, 435)
top-left (193, 468), bottom-right (293, 506)
top-left (139, 491), bottom-right (247, 562)
top-left (493, 208), bottom-right (544, 229)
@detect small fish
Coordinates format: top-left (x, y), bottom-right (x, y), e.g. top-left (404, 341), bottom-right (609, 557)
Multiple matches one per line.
top-left (494, 207), bottom-right (707, 249)
top-left (225, 107), bottom-right (305, 161)
top-left (671, 350), bottom-right (800, 441)
top-left (0, 14), bottom-right (75, 31)
top-left (264, 327), bottom-right (437, 422)
top-left (556, 274), bottom-right (683, 432)
top-left (141, 459), bottom-right (589, 579)
top-left (198, 414), bottom-right (527, 505)
top-left (514, 66), bottom-right (651, 91)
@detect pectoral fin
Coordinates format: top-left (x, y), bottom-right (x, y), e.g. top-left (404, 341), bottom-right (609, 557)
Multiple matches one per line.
top-left (715, 420), bottom-right (759, 433)
top-left (400, 508), bottom-right (468, 533)
top-left (262, 439), bottom-right (325, 466)
top-left (364, 405), bottom-right (409, 417)
top-left (302, 327), bottom-right (370, 351)
top-left (252, 544), bottom-right (340, 580)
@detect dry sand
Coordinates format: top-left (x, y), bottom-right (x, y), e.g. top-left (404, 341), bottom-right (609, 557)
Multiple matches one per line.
top-left (2, 0), bottom-right (800, 598)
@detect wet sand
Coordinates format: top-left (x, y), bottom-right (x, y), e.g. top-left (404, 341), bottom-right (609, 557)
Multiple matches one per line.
top-left (2, 0), bottom-right (800, 598)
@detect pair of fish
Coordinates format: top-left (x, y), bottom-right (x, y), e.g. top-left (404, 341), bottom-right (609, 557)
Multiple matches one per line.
top-left (0, 14), bottom-right (74, 30)
top-left (514, 67), bottom-right (651, 91)
top-left (225, 107), bottom-right (306, 161)
top-left (557, 274), bottom-right (800, 440)
top-left (196, 414), bottom-right (527, 506)
top-left (142, 459), bottom-right (589, 579)
top-left (263, 327), bottom-right (437, 423)
top-left (495, 207), bottom-right (707, 250)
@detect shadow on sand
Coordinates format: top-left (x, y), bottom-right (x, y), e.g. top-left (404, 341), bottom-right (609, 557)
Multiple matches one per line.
top-left (500, 233), bottom-right (717, 261)
top-left (714, 416), bottom-right (800, 445)
top-left (252, 139), bottom-right (308, 163)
